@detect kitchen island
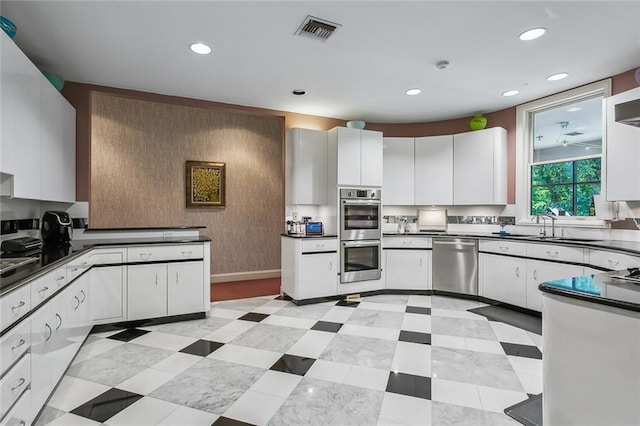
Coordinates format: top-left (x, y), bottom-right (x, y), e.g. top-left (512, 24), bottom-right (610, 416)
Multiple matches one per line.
top-left (540, 272), bottom-right (640, 426)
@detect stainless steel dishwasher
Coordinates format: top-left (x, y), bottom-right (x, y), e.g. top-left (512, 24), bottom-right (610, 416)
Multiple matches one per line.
top-left (432, 238), bottom-right (478, 295)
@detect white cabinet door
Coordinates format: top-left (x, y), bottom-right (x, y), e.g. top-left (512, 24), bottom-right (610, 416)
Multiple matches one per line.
top-left (415, 135), bottom-right (454, 205)
top-left (90, 266), bottom-right (126, 324)
top-left (50, 285), bottom-right (77, 386)
top-left (30, 302), bottom-right (54, 416)
top-left (361, 130), bottom-right (383, 187)
top-left (385, 249), bottom-right (429, 290)
top-left (127, 264), bottom-right (167, 321)
top-left (61, 98), bottom-right (76, 203)
top-left (300, 252), bottom-right (337, 299)
top-left (383, 137), bottom-right (414, 205)
top-left (480, 254), bottom-right (527, 308)
top-left (605, 87), bottom-right (640, 201)
top-left (453, 127), bottom-right (507, 205)
top-left (0, 31), bottom-right (42, 198)
top-left (285, 128), bottom-right (327, 205)
top-left (40, 79), bottom-right (65, 202)
top-left (167, 261), bottom-right (204, 316)
top-left (335, 127), bottom-right (361, 186)
top-left (527, 260), bottom-right (583, 311)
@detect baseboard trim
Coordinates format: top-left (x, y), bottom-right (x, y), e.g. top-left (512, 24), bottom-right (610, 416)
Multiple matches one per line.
top-left (211, 269), bottom-right (281, 283)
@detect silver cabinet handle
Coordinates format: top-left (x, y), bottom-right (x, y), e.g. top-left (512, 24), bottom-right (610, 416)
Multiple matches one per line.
top-left (82, 261), bottom-right (88, 266)
top-left (499, 246), bottom-right (509, 252)
top-left (419, 257), bottom-right (423, 267)
top-left (608, 259), bottom-right (619, 267)
top-left (11, 377), bottom-right (26, 391)
top-left (79, 290), bottom-right (86, 303)
top-left (19, 421), bottom-right (26, 426)
top-left (38, 286), bottom-right (49, 294)
top-left (11, 301), bottom-right (25, 311)
top-left (140, 253), bottom-right (152, 260)
top-left (546, 251), bottom-right (559, 258)
top-left (328, 261), bottom-right (333, 271)
top-left (70, 267), bottom-right (79, 272)
top-left (44, 324), bottom-right (52, 341)
top-left (316, 244), bottom-right (325, 250)
top-left (73, 296), bottom-right (80, 310)
top-left (181, 251), bottom-right (192, 257)
top-left (11, 339), bottom-right (26, 351)
top-left (55, 313), bottom-right (62, 330)
top-left (516, 266), bottom-right (520, 278)
top-left (176, 272), bottom-right (179, 284)
top-left (533, 270), bottom-right (538, 280)
top-left (155, 274), bottom-right (158, 285)
top-left (402, 240), bottom-right (412, 245)
top-left (56, 275), bottom-right (65, 281)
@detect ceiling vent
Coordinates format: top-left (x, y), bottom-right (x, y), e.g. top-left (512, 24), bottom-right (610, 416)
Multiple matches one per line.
top-left (295, 16), bottom-right (341, 41)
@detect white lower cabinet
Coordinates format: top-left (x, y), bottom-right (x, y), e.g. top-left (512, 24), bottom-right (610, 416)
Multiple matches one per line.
top-left (0, 354), bottom-right (30, 420)
top-left (127, 264), bottom-right (168, 321)
top-left (1, 389), bottom-right (32, 426)
top-left (386, 250), bottom-right (430, 290)
top-left (29, 301), bottom-right (54, 418)
top-left (167, 262), bottom-right (204, 316)
top-left (90, 266), bottom-right (126, 324)
top-left (480, 254), bottom-right (527, 308)
top-left (299, 253), bottom-right (337, 299)
top-left (526, 260), bottom-right (583, 312)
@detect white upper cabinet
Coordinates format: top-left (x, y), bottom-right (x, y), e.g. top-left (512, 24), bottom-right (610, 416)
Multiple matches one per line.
top-left (329, 127), bottom-right (383, 187)
top-left (415, 135), bottom-right (454, 205)
top-left (453, 127), bottom-right (507, 205)
top-left (383, 137), bottom-right (414, 205)
top-left (605, 87), bottom-right (640, 201)
top-left (285, 128), bottom-right (327, 205)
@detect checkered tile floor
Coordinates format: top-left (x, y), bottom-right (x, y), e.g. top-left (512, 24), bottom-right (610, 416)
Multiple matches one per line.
top-left (34, 294), bottom-right (543, 425)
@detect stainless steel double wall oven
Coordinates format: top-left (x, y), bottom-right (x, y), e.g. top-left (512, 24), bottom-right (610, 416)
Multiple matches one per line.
top-left (339, 188), bottom-right (382, 283)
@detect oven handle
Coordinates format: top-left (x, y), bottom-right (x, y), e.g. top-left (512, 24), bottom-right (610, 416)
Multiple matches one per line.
top-left (342, 240), bottom-right (382, 248)
top-left (341, 199), bottom-right (381, 206)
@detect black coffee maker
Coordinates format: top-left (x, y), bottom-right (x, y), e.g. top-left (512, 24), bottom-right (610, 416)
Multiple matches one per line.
top-left (41, 211), bottom-right (73, 246)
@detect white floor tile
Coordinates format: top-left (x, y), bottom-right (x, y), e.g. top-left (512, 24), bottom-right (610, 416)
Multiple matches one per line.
top-left (526, 331), bottom-right (544, 348)
top-left (431, 308), bottom-right (484, 320)
top-left (508, 355), bottom-right (543, 375)
top-left (90, 330), bottom-right (123, 339)
top-left (250, 370), bottom-right (302, 398)
top-left (203, 320), bottom-right (256, 343)
top-left (105, 396), bottom-right (179, 425)
top-left (407, 295), bottom-right (432, 308)
top-left (305, 359), bottom-right (351, 384)
top-left (391, 355), bottom-right (431, 377)
top-left (489, 321), bottom-right (535, 345)
top-left (156, 405), bottom-right (219, 426)
top-left (338, 323), bottom-right (400, 341)
top-left (208, 343), bottom-right (282, 369)
top-left (321, 306), bottom-right (356, 323)
top-left (116, 368), bottom-right (177, 395)
top-left (401, 313), bottom-right (431, 333)
top-left (379, 392), bottom-right (432, 425)
top-left (358, 301), bottom-right (406, 312)
top-left (431, 334), bottom-right (466, 350)
top-left (343, 365), bottom-right (389, 391)
top-left (514, 370), bottom-right (543, 395)
top-left (72, 339), bottom-right (124, 365)
top-left (394, 341), bottom-right (431, 360)
top-left (49, 413), bottom-right (101, 425)
top-left (286, 330), bottom-right (335, 358)
top-left (477, 385), bottom-right (529, 413)
top-left (252, 304), bottom-right (286, 315)
top-left (150, 352), bottom-right (202, 375)
top-left (260, 314), bottom-right (316, 329)
top-left (464, 337), bottom-right (505, 354)
top-left (129, 331), bottom-right (197, 352)
top-left (224, 390), bottom-right (286, 426)
top-left (431, 378), bottom-right (482, 409)
top-left (47, 376), bottom-right (110, 411)
top-left (208, 307), bottom-right (245, 319)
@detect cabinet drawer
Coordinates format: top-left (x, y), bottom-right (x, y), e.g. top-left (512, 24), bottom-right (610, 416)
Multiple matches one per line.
top-left (480, 240), bottom-right (527, 256)
top-left (0, 389), bottom-right (31, 426)
top-left (589, 250), bottom-right (640, 270)
top-left (31, 267), bottom-right (66, 307)
top-left (301, 239), bottom-right (338, 253)
top-left (0, 318), bottom-right (30, 375)
top-left (89, 248), bottom-right (126, 265)
top-left (383, 237), bottom-right (431, 249)
top-left (526, 243), bottom-right (585, 263)
top-left (1, 286), bottom-right (31, 332)
top-left (128, 244), bottom-right (204, 262)
top-left (67, 254), bottom-right (91, 282)
top-left (0, 354), bottom-right (30, 419)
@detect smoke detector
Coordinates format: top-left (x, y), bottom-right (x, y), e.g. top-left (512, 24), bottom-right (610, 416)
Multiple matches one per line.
top-left (295, 16), bottom-right (341, 41)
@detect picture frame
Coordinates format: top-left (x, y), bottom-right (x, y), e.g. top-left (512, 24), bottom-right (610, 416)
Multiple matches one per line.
top-left (186, 161), bottom-right (226, 208)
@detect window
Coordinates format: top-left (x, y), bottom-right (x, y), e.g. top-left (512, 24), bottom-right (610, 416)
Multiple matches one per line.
top-left (516, 80), bottom-right (611, 223)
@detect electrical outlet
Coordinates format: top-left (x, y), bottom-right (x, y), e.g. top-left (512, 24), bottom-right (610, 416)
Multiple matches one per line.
top-left (292, 211), bottom-right (299, 221)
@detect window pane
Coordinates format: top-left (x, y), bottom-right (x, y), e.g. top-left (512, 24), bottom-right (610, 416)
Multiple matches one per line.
top-left (576, 158), bottom-right (601, 183)
top-left (531, 162), bottom-right (573, 185)
top-left (531, 184), bottom-right (574, 215)
top-left (576, 183), bottom-right (600, 216)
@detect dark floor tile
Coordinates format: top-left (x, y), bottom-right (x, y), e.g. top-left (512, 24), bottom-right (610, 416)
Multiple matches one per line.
top-left (468, 305), bottom-right (542, 335)
top-left (386, 372), bottom-right (431, 400)
top-left (270, 354), bottom-right (315, 376)
top-left (505, 393), bottom-right (542, 426)
top-left (180, 339), bottom-right (224, 357)
top-left (212, 417), bottom-right (256, 426)
top-left (399, 330), bottom-right (431, 345)
top-left (336, 300), bottom-right (360, 308)
top-left (311, 321), bottom-right (343, 333)
top-left (107, 328), bottom-right (150, 342)
top-left (238, 312), bottom-right (269, 322)
top-left (501, 342), bottom-right (543, 359)
top-left (405, 306), bottom-right (431, 315)
top-left (70, 388), bottom-right (143, 423)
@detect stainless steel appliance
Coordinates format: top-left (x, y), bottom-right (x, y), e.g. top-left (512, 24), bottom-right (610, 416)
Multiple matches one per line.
top-left (340, 240), bottom-right (382, 283)
top-left (432, 237), bottom-right (478, 295)
top-left (340, 188), bottom-right (381, 241)
top-left (41, 211), bottom-right (73, 245)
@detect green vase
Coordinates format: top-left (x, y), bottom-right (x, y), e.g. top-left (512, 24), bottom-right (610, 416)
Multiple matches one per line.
top-left (469, 114), bottom-right (487, 131)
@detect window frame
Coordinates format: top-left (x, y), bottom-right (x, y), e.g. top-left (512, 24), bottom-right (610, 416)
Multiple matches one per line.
top-left (515, 79), bottom-right (611, 227)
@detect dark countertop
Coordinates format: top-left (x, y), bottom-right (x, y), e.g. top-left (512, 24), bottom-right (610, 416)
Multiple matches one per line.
top-left (84, 226), bottom-right (206, 232)
top-left (540, 271), bottom-right (640, 313)
top-left (1, 235), bottom-right (211, 296)
top-left (281, 233), bottom-right (338, 239)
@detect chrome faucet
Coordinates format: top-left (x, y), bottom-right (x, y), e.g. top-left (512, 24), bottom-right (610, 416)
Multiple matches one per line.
top-left (532, 212), bottom-right (557, 237)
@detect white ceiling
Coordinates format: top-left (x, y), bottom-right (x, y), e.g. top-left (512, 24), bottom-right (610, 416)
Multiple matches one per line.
top-left (2, 1), bottom-right (639, 124)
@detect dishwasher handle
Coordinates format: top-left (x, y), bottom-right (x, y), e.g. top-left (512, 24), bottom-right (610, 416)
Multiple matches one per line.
top-left (433, 241), bottom-right (477, 247)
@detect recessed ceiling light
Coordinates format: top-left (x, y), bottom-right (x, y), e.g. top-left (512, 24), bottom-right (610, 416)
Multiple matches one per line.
top-left (190, 42), bottom-right (211, 55)
top-left (547, 72), bottom-right (569, 81)
top-left (292, 89), bottom-right (306, 96)
top-left (406, 88), bottom-right (422, 96)
top-left (566, 107), bottom-right (582, 112)
top-left (502, 90), bottom-right (520, 97)
top-left (519, 27), bottom-right (546, 41)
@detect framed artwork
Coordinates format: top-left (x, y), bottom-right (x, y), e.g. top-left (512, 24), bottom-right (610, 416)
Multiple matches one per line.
top-left (186, 161), bottom-right (226, 208)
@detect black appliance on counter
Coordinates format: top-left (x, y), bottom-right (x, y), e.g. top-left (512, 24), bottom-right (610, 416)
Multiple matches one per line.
top-left (41, 211), bottom-right (73, 245)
